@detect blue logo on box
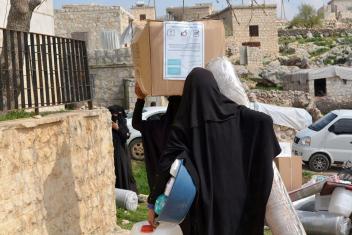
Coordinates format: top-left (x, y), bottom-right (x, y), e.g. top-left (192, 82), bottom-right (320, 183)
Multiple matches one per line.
top-left (167, 59), bottom-right (181, 75)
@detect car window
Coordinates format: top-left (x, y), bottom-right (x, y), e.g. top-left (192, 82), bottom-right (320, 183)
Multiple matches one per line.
top-left (308, 112), bottom-right (337, 131)
top-left (332, 118), bottom-right (352, 135)
top-left (147, 113), bottom-right (164, 121)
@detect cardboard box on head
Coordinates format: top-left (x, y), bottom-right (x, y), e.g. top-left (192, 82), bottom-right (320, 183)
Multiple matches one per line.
top-left (132, 20), bottom-right (225, 96)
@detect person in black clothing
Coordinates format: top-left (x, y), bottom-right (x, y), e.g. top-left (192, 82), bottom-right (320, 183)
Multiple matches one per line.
top-left (108, 105), bottom-right (138, 193)
top-left (147, 68), bottom-right (281, 235)
top-left (132, 83), bottom-right (181, 192)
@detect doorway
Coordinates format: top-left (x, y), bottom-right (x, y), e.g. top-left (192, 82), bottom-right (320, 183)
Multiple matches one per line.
top-left (314, 79), bottom-right (326, 97)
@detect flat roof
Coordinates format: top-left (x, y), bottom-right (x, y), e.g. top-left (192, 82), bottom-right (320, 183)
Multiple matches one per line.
top-left (167, 3), bottom-right (213, 12)
top-left (209, 4), bottom-right (276, 17)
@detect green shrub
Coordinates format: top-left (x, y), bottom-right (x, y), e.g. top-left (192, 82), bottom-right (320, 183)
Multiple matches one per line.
top-left (290, 4), bottom-right (323, 28)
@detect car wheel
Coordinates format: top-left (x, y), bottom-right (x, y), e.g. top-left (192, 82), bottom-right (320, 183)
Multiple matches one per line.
top-left (309, 153), bottom-right (330, 172)
top-left (129, 138), bottom-right (144, 161)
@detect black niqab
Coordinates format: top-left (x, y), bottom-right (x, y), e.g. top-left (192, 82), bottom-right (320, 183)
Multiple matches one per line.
top-left (149, 68), bottom-right (281, 235)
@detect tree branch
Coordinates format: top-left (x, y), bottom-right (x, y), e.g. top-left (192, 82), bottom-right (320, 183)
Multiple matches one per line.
top-left (29, 0), bottom-right (44, 11)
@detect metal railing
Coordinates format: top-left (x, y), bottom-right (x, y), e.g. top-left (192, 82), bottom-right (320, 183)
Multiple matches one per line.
top-left (0, 28), bottom-right (93, 114)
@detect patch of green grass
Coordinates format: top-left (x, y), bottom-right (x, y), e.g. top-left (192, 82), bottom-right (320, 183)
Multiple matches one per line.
top-left (279, 37), bottom-right (296, 45)
top-left (264, 230), bottom-right (273, 235)
top-left (303, 170), bottom-right (314, 184)
top-left (117, 203), bottom-right (148, 230)
top-left (255, 84), bottom-right (283, 91)
top-left (0, 109), bottom-right (69, 122)
top-left (116, 161), bottom-right (149, 230)
top-left (0, 110), bottom-right (35, 122)
top-left (309, 47), bottom-right (330, 57)
top-left (132, 160), bottom-right (149, 195)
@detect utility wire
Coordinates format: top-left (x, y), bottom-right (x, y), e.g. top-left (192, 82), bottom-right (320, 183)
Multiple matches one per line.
top-left (225, 0), bottom-right (240, 25)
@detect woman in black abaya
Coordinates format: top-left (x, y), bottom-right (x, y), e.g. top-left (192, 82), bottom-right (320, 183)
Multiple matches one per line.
top-left (109, 105), bottom-right (138, 193)
top-left (132, 85), bottom-right (181, 191)
top-left (148, 68), bottom-right (281, 235)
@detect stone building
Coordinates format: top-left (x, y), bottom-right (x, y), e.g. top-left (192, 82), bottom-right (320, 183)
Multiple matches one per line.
top-left (283, 66), bottom-right (352, 112)
top-left (319, 0), bottom-right (352, 21)
top-left (166, 3), bottom-right (214, 21)
top-left (55, 5), bottom-right (134, 108)
top-left (209, 4), bottom-right (279, 59)
top-left (131, 2), bottom-right (156, 22)
top-left (55, 4), bottom-right (133, 51)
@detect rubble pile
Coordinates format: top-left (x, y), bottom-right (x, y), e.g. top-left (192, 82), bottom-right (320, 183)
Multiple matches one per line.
top-left (291, 171), bottom-right (352, 235)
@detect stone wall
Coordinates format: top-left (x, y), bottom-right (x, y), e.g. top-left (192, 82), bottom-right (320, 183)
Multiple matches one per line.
top-left (124, 79), bottom-right (165, 111)
top-left (55, 5), bottom-right (132, 51)
top-left (279, 28), bottom-right (352, 37)
top-left (326, 77), bottom-right (352, 98)
top-left (250, 90), bottom-right (312, 107)
top-left (131, 6), bottom-right (156, 22)
top-left (0, 110), bottom-right (120, 235)
top-left (283, 77), bottom-right (309, 92)
top-left (89, 48), bottom-right (135, 108)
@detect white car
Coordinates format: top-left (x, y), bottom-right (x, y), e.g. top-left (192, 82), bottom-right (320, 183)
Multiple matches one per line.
top-left (126, 106), bottom-right (167, 160)
top-left (293, 110), bottom-right (352, 172)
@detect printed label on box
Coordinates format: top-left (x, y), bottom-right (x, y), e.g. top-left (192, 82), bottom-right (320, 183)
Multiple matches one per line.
top-left (163, 21), bottom-right (204, 80)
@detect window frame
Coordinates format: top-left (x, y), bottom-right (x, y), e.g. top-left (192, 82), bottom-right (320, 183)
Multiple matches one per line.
top-left (249, 25), bottom-right (259, 37)
top-left (330, 118), bottom-right (352, 135)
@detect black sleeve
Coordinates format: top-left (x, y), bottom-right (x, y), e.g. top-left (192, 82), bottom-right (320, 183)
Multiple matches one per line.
top-left (148, 126), bottom-right (197, 205)
top-left (118, 118), bottom-right (130, 142)
top-left (132, 99), bottom-right (145, 132)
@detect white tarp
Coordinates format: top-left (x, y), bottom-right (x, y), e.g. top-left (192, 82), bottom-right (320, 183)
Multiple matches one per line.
top-left (250, 102), bottom-right (313, 131)
top-left (287, 66), bottom-right (352, 81)
top-left (207, 57), bottom-right (312, 131)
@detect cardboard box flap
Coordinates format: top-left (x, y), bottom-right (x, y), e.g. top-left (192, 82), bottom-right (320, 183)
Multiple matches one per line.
top-left (131, 23), bottom-right (152, 95)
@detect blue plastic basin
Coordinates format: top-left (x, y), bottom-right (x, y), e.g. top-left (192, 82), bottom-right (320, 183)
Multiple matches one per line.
top-left (157, 161), bottom-right (196, 224)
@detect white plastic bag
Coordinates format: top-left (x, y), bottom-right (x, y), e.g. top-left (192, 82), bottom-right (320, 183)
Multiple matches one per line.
top-left (206, 57), bottom-right (250, 107)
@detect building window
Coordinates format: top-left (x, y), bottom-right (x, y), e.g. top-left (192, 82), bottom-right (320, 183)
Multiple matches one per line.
top-left (314, 78), bottom-right (327, 97)
top-left (140, 14), bottom-right (147, 21)
top-left (249, 25), bottom-right (259, 37)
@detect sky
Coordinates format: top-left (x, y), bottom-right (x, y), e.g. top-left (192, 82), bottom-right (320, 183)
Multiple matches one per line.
top-left (54, 0), bottom-right (330, 20)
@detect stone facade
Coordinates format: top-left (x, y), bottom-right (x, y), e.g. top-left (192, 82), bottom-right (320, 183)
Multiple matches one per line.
top-left (166, 3), bottom-right (213, 21)
top-left (124, 79), bottom-right (166, 111)
top-left (0, 110), bottom-right (121, 235)
top-left (55, 5), bottom-right (133, 51)
top-left (88, 48), bottom-right (134, 108)
top-left (319, 0), bottom-right (352, 21)
top-left (88, 48), bottom-right (163, 109)
top-left (210, 4), bottom-right (279, 59)
top-left (283, 73), bottom-right (352, 113)
top-left (131, 4), bottom-right (156, 22)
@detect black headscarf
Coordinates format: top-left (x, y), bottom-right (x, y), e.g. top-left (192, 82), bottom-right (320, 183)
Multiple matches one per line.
top-left (150, 68), bottom-right (281, 235)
